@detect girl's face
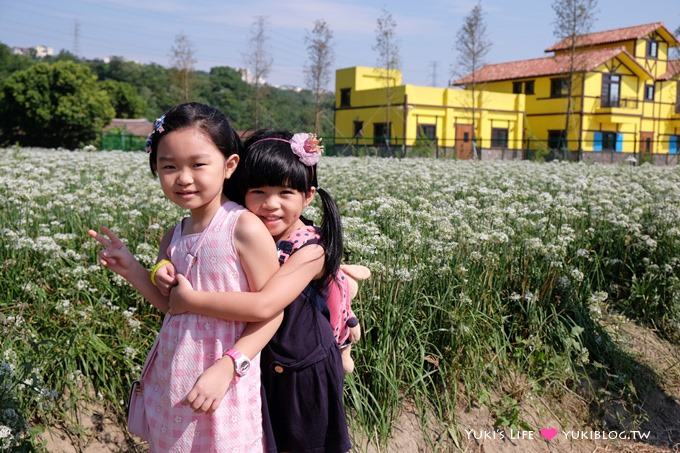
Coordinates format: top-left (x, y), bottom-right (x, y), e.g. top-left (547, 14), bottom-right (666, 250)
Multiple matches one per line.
top-left (245, 186), bottom-right (315, 241)
top-left (156, 127), bottom-right (238, 216)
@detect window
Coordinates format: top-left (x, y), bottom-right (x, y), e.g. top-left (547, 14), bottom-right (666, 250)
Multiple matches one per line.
top-left (340, 88), bottom-right (351, 107)
top-left (677, 81), bottom-right (680, 113)
top-left (524, 80), bottom-right (535, 95)
top-left (550, 77), bottom-right (569, 98)
top-left (601, 73), bottom-right (621, 107)
top-left (548, 130), bottom-right (566, 150)
top-left (353, 121), bottom-right (363, 137)
top-left (644, 84), bottom-right (655, 101)
top-left (602, 132), bottom-right (618, 151)
top-left (417, 124), bottom-right (436, 142)
top-left (647, 40), bottom-right (658, 58)
top-left (491, 128), bottom-right (509, 148)
top-left (373, 123), bottom-right (391, 145)
top-left (512, 81), bottom-right (522, 94)
top-left (593, 131), bottom-right (622, 152)
top-left (463, 132), bottom-right (470, 143)
top-left (670, 135), bottom-right (679, 155)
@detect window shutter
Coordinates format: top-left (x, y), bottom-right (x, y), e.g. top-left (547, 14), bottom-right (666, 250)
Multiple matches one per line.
top-left (601, 74), bottom-right (610, 106)
top-left (593, 132), bottom-right (603, 152)
top-left (671, 136), bottom-right (678, 155)
top-left (615, 134), bottom-right (623, 152)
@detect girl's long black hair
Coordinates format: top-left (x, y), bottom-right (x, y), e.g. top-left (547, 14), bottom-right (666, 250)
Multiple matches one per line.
top-left (233, 129), bottom-right (343, 286)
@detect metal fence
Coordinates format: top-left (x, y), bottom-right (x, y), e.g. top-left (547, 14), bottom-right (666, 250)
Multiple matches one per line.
top-left (101, 131), bottom-right (146, 151)
top-left (323, 136), bottom-right (678, 161)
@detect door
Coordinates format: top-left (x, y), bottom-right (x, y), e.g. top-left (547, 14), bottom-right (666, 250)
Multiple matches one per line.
top-left (639, 131), bottom-right (653, 160)
top-left (455, 124), bottom-right (473, 160)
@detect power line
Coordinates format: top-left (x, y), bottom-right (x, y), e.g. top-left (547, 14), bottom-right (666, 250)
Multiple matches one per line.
top-left (0, 5), bottom-right (367, 85)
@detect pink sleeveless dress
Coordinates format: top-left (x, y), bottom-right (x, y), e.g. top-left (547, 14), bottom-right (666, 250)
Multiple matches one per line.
top-left (143, 201), bottom-right (263, 452)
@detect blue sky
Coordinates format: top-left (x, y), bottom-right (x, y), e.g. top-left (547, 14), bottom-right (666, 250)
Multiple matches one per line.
top-left (0, 0), bottom-right (678, 89)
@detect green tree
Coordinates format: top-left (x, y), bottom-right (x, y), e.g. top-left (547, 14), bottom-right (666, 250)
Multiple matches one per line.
top-left (202, 66), bottom-right (252, 130)
top-left (0, 43), bottom-right (34, 82)
top-left (100, 80), bottom-right (146, 118)
top-left (87, 57), bottom-right (175, 119)
top-left (0, 61), bottom-right (114, 148)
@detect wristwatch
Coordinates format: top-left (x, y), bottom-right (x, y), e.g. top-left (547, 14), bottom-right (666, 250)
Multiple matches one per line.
top-left (224, 349), bottom-right (250, 382)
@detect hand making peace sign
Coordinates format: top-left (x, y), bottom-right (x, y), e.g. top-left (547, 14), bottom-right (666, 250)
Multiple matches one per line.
top-left (87, 226), bottom-right (138, 280)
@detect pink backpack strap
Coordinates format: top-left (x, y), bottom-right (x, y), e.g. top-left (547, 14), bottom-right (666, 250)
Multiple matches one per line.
top-left (277, 225), bottom-right (321, 265)
top-left (166, 219), bottom-right (185, 263)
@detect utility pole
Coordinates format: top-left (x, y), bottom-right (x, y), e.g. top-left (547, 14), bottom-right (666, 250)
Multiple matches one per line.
top-left (430, 61), bottom-right (437, 86)
top-left (73, 20), bottom-right (80, 57)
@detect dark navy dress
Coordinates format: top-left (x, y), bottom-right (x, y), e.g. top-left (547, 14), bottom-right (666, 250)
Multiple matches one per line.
top-left (261, 225), bottom-right (351, 453)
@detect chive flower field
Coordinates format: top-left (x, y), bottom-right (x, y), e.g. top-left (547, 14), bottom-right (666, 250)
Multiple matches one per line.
top-left (1, 148), bottom-right (679, 450)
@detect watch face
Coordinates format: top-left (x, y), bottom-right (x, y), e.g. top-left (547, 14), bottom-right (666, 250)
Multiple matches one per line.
top-left (236, 358), bottom-right (250, 376)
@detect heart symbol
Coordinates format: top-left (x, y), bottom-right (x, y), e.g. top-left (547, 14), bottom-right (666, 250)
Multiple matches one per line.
top-left (539, 427), bottom-right (558, 441)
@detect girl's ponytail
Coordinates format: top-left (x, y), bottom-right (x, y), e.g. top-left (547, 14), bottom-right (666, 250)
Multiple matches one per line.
top-left (316, 187), bottom-right (343, 286)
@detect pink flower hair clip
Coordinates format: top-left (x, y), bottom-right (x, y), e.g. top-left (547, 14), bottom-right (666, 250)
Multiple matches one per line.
top-left (289, 133), bottom-right (324, 166)
top-left (251, 132), bottom-right (325, 166)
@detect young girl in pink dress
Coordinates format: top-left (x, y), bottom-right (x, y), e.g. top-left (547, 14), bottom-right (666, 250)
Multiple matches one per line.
top-left (89, 103), bottom-right (282, 452)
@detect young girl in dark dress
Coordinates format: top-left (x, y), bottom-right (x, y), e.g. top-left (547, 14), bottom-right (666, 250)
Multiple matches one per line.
top-left (164, 129), bottom-right (352, 452)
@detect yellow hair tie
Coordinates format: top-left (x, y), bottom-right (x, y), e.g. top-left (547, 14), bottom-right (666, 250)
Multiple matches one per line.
top-left (150, 259), bottom-right (172, 286)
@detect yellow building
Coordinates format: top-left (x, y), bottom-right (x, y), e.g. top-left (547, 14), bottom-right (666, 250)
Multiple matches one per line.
top-left (334, 66), bottom-right (525, 159)
top-left (334, 22), bottom-right (680, 163)
top-left (454, 22), bottom-right (680, 163)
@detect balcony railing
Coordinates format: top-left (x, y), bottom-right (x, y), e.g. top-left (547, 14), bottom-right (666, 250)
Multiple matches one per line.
top-left (600, 97), bottom-right (639, 109)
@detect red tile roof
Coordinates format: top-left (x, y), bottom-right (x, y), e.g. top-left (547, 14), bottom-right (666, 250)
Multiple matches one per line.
top-left (454, 47), bottom-right (647, 85)
top-left (545, 22), bottom-right (672, 52)
top-left (659, 60), bottom-right (680, 81)
top-left (103, 118), bottom-right (153, 137)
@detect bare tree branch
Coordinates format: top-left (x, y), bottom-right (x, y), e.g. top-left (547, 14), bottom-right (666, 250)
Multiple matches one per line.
top-left (672, 25), bottom-right (680, 59)
top-left (247, 16), bottom-right (272, 128)
top-left (551, 0), bottom-right (598, 158)
top-left (373, 8), bottom-right (400, 152)
top-left (169, 33), bottom-right (196, 102)
top-left (305, 20), bottom-right (334, 135)
top-left (455, 3), bottom-right (491, 159)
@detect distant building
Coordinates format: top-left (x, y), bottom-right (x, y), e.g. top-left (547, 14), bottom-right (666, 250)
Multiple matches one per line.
top-left (277, 84), bottom-right (304, 93)
top-left (335, 22), bottom-right (680, 163)
top-left (334, 66), bottom-right (525, 159)
top-left (12, 45), bottom-right (54, 58)
top-left (102, 118), bottom-right (153, 151)
top-left (453, 22), bottom-right (680, 163)
top-left (103, 118), bottom-right (153, 137)
top-left (237, 68), bottom-right (267, 85)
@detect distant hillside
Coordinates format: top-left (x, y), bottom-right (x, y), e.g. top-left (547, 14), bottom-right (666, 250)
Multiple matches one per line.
top-left (0, 42), bottom-right (334, 136)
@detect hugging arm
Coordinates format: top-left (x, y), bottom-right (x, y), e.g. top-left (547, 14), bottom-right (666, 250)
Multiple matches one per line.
top-left (183, 212), bottom-right (283, 412)
top-left (170, 242), bottom-right (325, 322)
